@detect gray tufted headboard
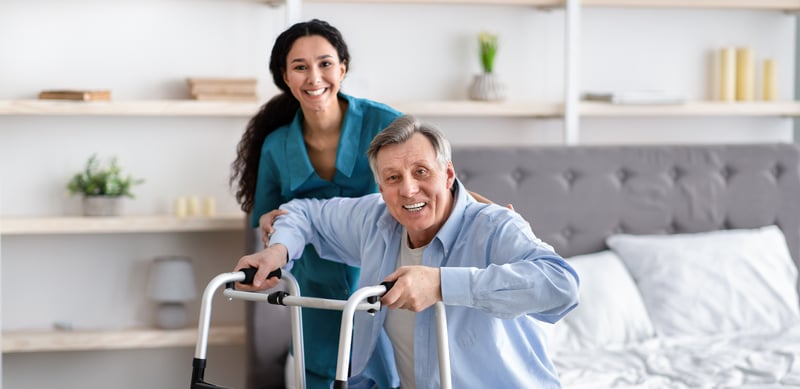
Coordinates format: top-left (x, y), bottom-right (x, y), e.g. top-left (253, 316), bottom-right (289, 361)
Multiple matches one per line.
top-left (453, 143), bottom-right (800, 269)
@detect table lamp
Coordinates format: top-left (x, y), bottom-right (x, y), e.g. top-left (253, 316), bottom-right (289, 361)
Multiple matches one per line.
top-left (147, 256), bottom-right (197, 329)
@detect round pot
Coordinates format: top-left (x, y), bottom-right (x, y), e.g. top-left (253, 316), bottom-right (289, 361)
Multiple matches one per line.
top-left (468, 73), bottom-right (506, 101)
top-left (82, 195), bottom-right (123, 217)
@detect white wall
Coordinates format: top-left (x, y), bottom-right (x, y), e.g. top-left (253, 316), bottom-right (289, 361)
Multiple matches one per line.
top-left (0, 1), bottom-right (795, 388)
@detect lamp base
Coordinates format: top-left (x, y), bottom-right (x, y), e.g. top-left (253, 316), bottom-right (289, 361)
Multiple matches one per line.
top-left (156, 302), bottom-right (188, 329)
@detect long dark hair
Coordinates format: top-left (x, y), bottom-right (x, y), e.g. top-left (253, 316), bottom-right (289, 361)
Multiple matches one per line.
top-left (230, 19), bottom-right (351, 213)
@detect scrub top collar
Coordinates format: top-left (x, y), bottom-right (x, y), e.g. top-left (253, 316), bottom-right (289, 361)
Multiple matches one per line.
top-left (286, 93), bottom-right (364, 191)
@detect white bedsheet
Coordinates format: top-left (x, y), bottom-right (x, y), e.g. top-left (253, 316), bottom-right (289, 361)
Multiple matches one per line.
top-left (554, 324), bottom-right (800, 389)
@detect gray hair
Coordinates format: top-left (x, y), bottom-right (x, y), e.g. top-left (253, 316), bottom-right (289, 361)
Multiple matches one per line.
top-left (367, 115), bottom-right (452, 182)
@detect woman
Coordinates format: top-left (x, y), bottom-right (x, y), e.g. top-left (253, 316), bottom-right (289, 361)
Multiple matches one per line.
top-left (230, 19), bottom-right (402, 389)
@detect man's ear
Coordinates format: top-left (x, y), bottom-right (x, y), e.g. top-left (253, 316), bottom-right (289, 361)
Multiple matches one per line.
top-left (445, 162), bottom-right (456, 189)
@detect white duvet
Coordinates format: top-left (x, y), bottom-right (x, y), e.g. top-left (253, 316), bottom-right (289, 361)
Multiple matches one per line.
top-left (554, 324), bottom-right (800, 389)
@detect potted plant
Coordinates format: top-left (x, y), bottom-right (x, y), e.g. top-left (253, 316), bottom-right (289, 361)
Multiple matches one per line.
top-left (469, 31), bottom-right (506, 101)
top-left (67, 154), bottom-right (144, 216)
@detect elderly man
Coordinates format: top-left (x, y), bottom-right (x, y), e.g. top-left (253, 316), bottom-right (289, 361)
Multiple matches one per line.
top-left (235, 115), bottom-right (579, 388)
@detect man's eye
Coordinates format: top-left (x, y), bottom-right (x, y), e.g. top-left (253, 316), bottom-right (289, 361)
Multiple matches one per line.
top-left (386, 175), bottom-right (398, 182)
top-left (416, 168), bottom-right (427, 175)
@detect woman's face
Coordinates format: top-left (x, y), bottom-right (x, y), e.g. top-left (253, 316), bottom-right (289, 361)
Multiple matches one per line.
top-left (283, 35), bottom-right (346, 113)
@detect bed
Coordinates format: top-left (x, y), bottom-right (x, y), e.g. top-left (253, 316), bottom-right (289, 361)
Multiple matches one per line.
top-left (452, 143), bottom-right (800, 388)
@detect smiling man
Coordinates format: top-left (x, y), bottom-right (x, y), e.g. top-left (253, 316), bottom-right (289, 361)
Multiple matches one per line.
top-left (235, 115), bottom-right (580, 389)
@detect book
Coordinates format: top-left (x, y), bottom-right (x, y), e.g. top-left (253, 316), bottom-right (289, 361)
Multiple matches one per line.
top-left (583, 91), bottom-right (684, 105)
top-left (38, 90), bottom-right (111, 101)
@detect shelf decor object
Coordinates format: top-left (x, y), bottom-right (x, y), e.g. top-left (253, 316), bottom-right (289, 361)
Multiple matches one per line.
top-left (147, 256), bottom-right (197, 330)
top-left (66, 154), bottom-right (144, 216)
top-left (469, 31), bottom-right (506, 101)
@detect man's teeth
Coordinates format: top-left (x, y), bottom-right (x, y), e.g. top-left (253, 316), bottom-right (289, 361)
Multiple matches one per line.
top-left (403, 202), bottom-right (426, 212)
top-left (307, 88), bottom-right (326, 96)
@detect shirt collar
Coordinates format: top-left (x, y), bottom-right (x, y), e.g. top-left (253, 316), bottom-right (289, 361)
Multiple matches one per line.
top-left (335, 93), bottom-right (363, 178)
top-left (286, 111), bottom-right (314, 191)
top-left (287, 93), bottom-right (363, 191)
top-left (432, 178), bottom-right (470, 261)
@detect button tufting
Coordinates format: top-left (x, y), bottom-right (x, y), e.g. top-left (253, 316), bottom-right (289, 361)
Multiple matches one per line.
top-left (616, 169), bottom-right (627, 182)
top-left (562, 227), bottom-right (573, 238)
top-left (668, 167), bottom-right (680, 180)
top-left (563, 170), bottom-right (575, 183)
top-left (458, 171), bottom-right (469, 182)
top-left (613, 225), bottom-right (624, 234)
top-left (772, 164), bottom-right (783, 179)
top-left (511, 169), bottom-right (524, 182)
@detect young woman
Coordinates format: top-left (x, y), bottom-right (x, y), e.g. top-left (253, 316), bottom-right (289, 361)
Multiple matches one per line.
top-left (230, 19), bottom-right (402, 389)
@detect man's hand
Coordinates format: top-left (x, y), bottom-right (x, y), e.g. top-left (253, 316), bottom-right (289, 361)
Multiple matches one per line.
top-left (234, 244), bottom-right (289, 291)
top-left (381, 266), bottom-right (442, 312)
top-left (259, 209), bottom-right (288, 247)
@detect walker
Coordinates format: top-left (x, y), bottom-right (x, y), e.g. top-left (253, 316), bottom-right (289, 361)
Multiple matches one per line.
top-left (190, 267), bottom-right (452, 389)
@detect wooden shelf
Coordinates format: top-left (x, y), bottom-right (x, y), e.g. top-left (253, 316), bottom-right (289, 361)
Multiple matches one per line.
top-left (2, 325), bottom-right (244, 353)
top-left (296, 0), bottom-right (800, 11)
top-left (0, 99), bottom-right (261, 117)
top-left (393, 100), bottom-right (563, 117)
top-left (580, 101), bottom-right (800, 117)
top-left (582, 0), bottom-right (800, 11)
top-left (2, 99), bottom-right (798, 118)
top-left (0, 214), bottom-right (246, 235)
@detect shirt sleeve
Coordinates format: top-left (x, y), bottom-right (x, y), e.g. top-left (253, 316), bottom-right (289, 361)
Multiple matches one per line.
top-left (439, 216), bottom-right (580, 323)
top-left (269, 195), bottom-right (379, 268)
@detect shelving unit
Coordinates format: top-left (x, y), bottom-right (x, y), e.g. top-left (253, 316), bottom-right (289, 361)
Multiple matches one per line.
top-left (3, 99), bottom-right (799, 118)
top-left (296, 0), bottom-right (800, 11)
top-left (3, 325), bottom-right (244, 353)
top-left (0, 214), bottom-right (245, 235)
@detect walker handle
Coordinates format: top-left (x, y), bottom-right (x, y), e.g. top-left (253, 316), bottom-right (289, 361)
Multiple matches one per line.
top-left (367, 281), bottom-right (395, 304)
top-left (226, 267), bottom-right (282, 289)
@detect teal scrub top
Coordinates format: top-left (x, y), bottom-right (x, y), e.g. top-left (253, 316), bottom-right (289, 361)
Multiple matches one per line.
top-left (251, 93), bottom-right (402, 386)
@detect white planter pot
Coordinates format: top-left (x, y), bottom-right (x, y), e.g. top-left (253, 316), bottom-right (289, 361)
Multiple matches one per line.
top-left (82, 196), bottom-right (123, 217)
top-left (468, 73), bottom-right (506, 101)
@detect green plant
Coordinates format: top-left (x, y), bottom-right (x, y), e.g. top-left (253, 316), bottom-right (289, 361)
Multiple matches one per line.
top-left (478, 31), bottom-right (499, 73)
top-left (67, 154), bottom-right (144, 198)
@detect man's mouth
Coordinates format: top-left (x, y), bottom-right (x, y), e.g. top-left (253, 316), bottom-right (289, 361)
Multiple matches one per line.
top-left (403, 202), bottom-right (426, 212)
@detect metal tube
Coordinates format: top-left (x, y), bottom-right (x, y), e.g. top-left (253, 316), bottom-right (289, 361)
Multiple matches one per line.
top-left (194, 271), bottom-right (245, 359)
top-left (435, 302), bottom-right (452, 389)
top-left (334, 285), bottom-right (388, 382)
top-left (280, 271), bottom-right (306, 389)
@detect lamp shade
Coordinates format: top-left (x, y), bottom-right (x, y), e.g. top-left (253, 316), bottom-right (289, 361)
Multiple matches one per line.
top-left (147, 256), bottom-right (197, 302)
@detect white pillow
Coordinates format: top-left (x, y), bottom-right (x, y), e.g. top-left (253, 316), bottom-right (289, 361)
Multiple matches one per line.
top-left (547, 250), bottom-right (656, 353)
top-left (606, 225), bottom-right (800, 337)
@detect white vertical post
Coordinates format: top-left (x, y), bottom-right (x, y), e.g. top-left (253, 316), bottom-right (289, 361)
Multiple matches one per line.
top-left (794, 14), bottom-right (799, 143)
top-left (564, 0), bottom-right (581, 146)
top-left (284, 0), bottom-right (302, 26)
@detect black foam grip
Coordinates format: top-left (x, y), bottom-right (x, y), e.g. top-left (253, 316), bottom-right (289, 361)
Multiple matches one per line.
top-left (240, 267), bottom-right (281, 285)
top-left (368, 281), bottom-right (397, 304)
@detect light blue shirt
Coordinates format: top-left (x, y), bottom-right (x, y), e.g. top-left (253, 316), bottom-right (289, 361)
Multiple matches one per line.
top-left (270, 180), bottom-right (580, 388)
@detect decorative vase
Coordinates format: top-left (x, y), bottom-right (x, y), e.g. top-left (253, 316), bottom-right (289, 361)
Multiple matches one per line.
top-left (468, 73), bottom-right (506, 101)
top-left (82, 195), bottom-right (123, 217)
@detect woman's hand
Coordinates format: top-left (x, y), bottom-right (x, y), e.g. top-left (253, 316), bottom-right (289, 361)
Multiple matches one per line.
top-left (259, 209), bottom-right (288, 246)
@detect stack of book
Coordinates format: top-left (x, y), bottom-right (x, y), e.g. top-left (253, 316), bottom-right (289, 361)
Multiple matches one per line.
top-left (38, 90), bottom-right (111, 101)
top-left (187, 78), bottom-right (258, 101)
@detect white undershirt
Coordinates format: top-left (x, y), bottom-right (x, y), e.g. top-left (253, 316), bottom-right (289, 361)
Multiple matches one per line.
top-left (385, 228), bottom-right (425, 389)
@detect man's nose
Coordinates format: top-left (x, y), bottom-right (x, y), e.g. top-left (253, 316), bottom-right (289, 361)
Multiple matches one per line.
top-left (399, 177), bottom-right (419, 197)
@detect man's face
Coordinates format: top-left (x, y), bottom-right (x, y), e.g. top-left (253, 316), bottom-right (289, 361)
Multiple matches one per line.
top-left (376, 133), bottom-right (455, 248)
